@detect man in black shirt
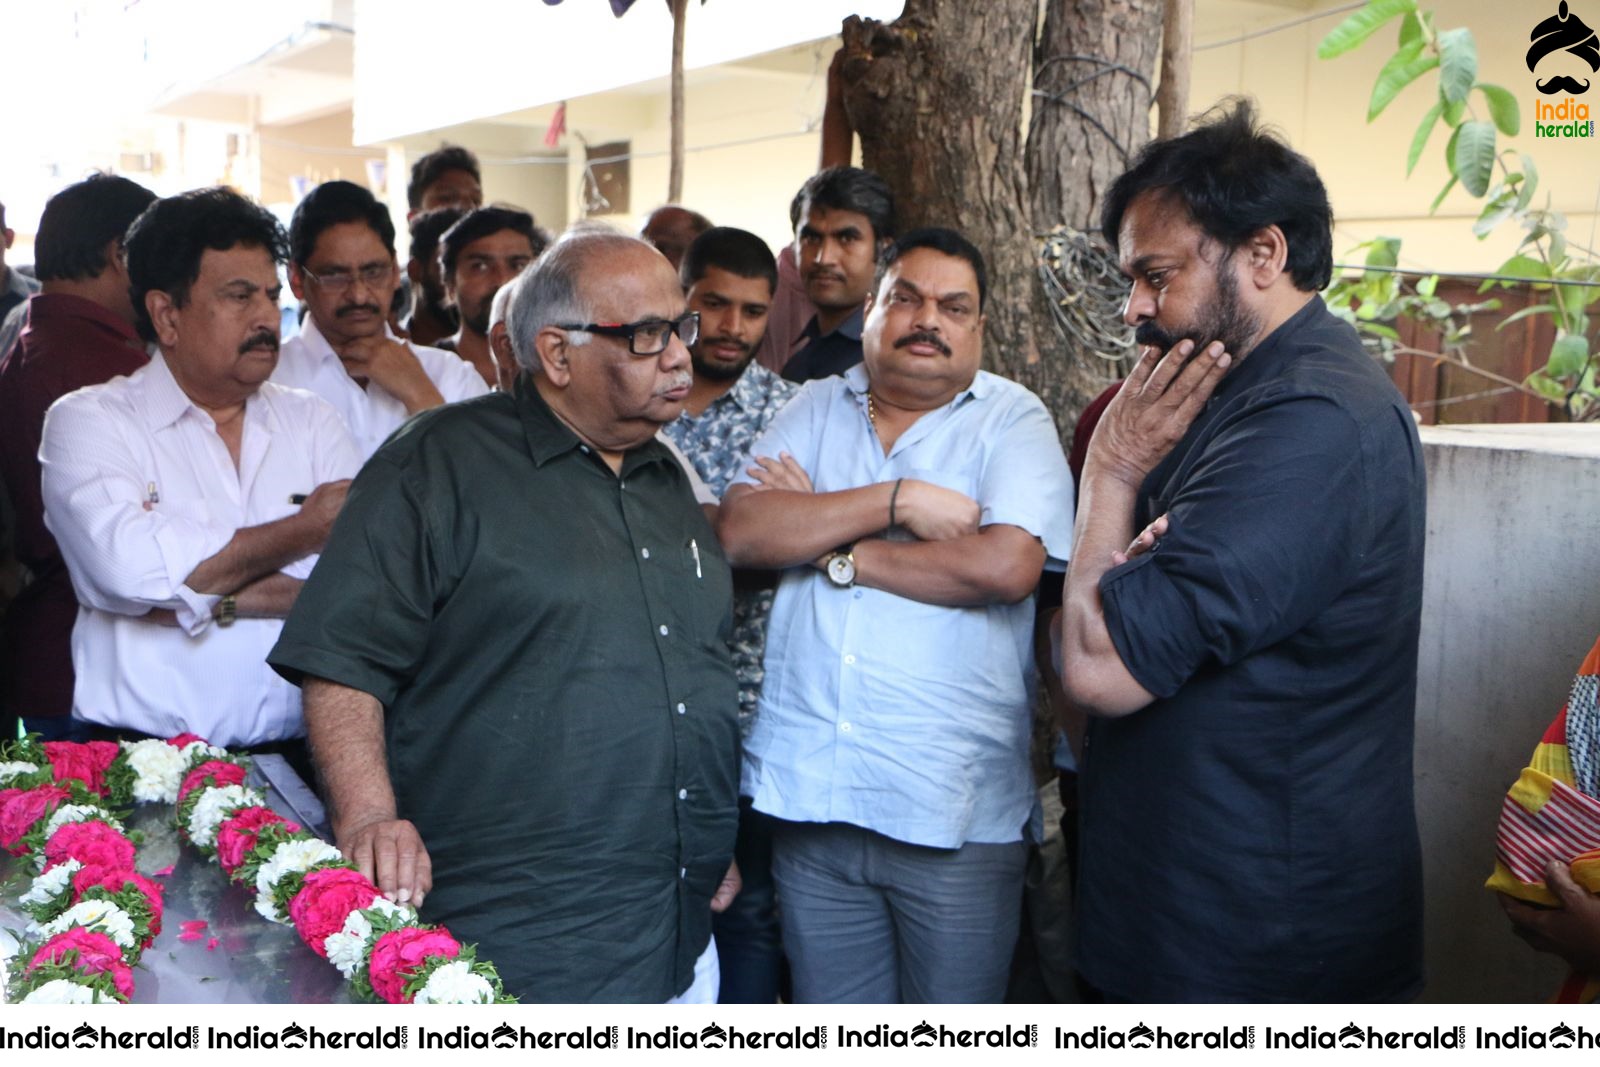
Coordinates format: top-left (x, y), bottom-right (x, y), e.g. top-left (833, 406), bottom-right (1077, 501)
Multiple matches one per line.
top-left (270, 231), bottom-right (741, 1002)
top-left (780, 167), bottom-right (894, 384)
top-left (1059, 100), bottom-right (1426, 1002)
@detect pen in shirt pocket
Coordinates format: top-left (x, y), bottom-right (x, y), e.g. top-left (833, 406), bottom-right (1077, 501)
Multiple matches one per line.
top-left (145, 482), bottom-right (159, 506)
top-left (689, 538), bottom-right (702, 579)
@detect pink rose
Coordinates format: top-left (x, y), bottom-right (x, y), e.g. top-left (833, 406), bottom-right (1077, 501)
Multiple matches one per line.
top-left (177, 760), bottom-right (247, 805)
top-left (367, 926), bottom-right (461, 1003)
top-left (28, 928), bottom-right (135, 1000)
top-left (289, 867), bottom-right (381, 957)
top-left (166, 733), bottom-right (207, 748)
top-left (215, 807), bottom-right (300, 876)
top-left (43, 819), bottom-right (136, 872)
top-left (42, 741), bottom-right (122, 796)
top-left (72, 865), bottom-right (166, 943)
top-left (0, 784), bottom-right (72, 855)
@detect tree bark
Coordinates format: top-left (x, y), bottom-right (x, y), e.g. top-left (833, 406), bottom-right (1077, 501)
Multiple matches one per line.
top-left (668, 0), bottom-right (688, 202)
top-left (1027, 0), bottom-right (1163, 233)
top-left (1024, 0), bottom-right (1164, 430)
top-left (1155, 0), bottom-right (1194, 138)
top-left (840, 1), bottom-right (1046, 409)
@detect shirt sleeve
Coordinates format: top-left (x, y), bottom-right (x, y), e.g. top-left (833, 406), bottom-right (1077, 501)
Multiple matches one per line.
top-left (282, 394), bottom-right (365, 582)
top-left (40, 392), bottom-right (234, 627)
top-left (268, 451), bottom-right (443, 705)
top-left (1099, 395), bottom-right (1366, 699)
top-left (726, 381), bottom-right (826, 491)
top-left (978, 392), bottom-right (1076, 564)
top-left (657, 432), bottom-right (719, 505)
top-left (421, 345), bottom-right (491, 403)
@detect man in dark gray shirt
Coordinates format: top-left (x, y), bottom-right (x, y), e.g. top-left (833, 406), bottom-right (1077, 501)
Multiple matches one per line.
top-left (1060, 100), bottom-right (1425, 1002)
top-left (270, 231), bottom-right (740, 1003)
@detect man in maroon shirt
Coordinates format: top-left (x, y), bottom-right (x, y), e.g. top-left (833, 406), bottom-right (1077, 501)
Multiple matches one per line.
top-left (0, 174), bottom-right (156, 742)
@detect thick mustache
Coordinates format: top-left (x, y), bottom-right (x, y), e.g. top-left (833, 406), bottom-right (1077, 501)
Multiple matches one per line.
top-left (1134, 322), bottom-right (1182, 350)
top-left (894, 331), bottom-right (952, 356)
top-left (656, 371), bottom-right (693, 395)
top-left (238, 329), bottom-right (279, 355)
top-left (336, 302), bottom-right (382, 318)
top-left (805, 268), bottom-right (847, 284)
top-left (1537, 75), bottom-right (1592, 94)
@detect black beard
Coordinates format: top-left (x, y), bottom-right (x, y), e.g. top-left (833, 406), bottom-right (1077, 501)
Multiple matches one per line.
top-left (1134, 260), bottom-right (1260, 359)
top-left (689, 343), bottom-right (754, 382)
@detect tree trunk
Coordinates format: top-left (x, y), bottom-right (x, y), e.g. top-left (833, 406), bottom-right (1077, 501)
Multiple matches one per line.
top-left (1155, 0), bottom-right (1194, 138)
top-left (840, 0), bottom-right (1046, 408)
top-left (1027, 0), bottom-right (1163, 232)
top-left (668, 0), bottom-right (688, 202)
top-left (1024, 0), bottom-right (1164, 430)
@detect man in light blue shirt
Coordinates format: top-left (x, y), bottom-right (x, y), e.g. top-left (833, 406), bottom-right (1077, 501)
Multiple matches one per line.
top-left (718, 228), bottom-right (1074, 1003)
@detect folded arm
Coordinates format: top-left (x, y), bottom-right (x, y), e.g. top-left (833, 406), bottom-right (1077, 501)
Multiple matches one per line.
top-left (853, 525), bottom-right (1045, 607)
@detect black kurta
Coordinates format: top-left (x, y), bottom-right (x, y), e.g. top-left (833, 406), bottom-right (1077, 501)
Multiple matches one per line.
top-left (270, 379), bottom-right (739, 1002)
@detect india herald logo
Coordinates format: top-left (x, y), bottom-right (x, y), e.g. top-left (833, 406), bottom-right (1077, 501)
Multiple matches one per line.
top-left (1528, 1), bottom-right (1599, 94)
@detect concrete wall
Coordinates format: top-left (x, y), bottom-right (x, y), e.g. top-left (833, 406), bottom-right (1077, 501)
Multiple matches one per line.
top-left (1414, 423), bottom-right (1600, 1001)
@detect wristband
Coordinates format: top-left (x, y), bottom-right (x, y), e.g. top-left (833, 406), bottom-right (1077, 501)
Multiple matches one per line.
top-left (888, 477), bottom-right (904, 529)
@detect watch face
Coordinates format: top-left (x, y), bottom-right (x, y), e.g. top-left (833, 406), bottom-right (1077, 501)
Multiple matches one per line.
top-left (827, 553), bottom-right (855, 587)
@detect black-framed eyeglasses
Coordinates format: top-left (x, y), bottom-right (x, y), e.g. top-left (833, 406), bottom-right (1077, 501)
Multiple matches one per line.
top-left (300, 262), bottom-right (394, 294)
top-left (557, 311), bottom-right (699, 356)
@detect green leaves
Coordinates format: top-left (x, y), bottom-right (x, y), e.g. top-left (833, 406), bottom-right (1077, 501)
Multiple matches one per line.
top-left (1452, 120), bottom-right (1496, 196)
top-left (1477, 84), bottom-right (1520, 136)
top-left (1319, 0), bottom-right (1418, 59)
top-left (1515, 153), bottom-right (1539, 212)
top-left (1436, 27), bottom-right (1477, 104)
top-left (1547, 333), bottom-right (1590, 377)
top-left (1370, 42), bottom-right (1439, 121)
top-left (1407, 101), bottom-right (1444, 175)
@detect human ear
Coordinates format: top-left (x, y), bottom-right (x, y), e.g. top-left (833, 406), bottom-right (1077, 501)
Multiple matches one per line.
top-left (147, 290), bottom-right (181, 348)
top-left (534, 327), bottom-right (572, 387)
top-left (1245, 226), bottom-right (1289, 289)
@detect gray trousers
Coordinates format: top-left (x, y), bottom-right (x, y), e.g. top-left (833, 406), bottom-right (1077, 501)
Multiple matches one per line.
top-left (771, 820), bottom-right (1027, 1004)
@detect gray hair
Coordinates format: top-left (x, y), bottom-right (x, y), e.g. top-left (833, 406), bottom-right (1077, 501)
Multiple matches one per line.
top-left (507, 229), bottom-right (649, 373)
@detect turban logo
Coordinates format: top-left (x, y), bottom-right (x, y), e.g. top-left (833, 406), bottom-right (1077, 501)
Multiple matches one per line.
top-left (1528, 1), bottom-right (1600, 94)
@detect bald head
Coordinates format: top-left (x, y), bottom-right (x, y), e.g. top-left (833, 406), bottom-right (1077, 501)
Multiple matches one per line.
top-left (640, 205), bottom-right (711, 270)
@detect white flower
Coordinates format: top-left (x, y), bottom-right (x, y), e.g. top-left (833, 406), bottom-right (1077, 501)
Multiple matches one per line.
top-left (19, 859), bottom-right (81, 908)
top-left (323, 898), bottom-right (416, 979)
top-left (43, 803), bottom-right (115, 841)
top-left (366, 896), bottom-right (416, 922)
top-left (20, 977), bottom-right (112, 1004)
top-left (121, 739), bottom-right (189, 804)
top-left (32, 898), bottom-right (138, 951)
top-left (253, 838), bottom-right (344, 924)
top-left (0, 760), bottom-right (39, 786)
top-left (413, 960), bottom-right (494, 1004)
top-left (179, 740), bottom-right (227, 765)
top-left (324, 909), bottom-right (374, 979)
top-left (186, 784), bottom-right (263, 849)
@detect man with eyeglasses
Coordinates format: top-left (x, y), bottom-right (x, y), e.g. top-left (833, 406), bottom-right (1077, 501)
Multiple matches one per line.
top-left (270, 230), bottom-right (741, 1003)
top-left (274, 180), bottom-right (487, 458)
top-left (717, 228), bottom-right (1074, 1003)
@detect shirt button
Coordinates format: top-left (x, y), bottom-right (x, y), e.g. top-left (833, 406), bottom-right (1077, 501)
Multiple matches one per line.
top-left (840, 722), bottom-right (852, 732)
top-left (678, 788), bottom-right (688, 800)
top-left (854, 590), bottom-right (863, 599)
top-left (659, 624), bottom-right (670, 637)
top-left (843, 653), bottom-right (856, 665)
top-left (680, 867), bottom-right (687, 879)
top-left (676, 702), bottom-right (686, 715)
top-left (641, 548), bottom-right (651, 559)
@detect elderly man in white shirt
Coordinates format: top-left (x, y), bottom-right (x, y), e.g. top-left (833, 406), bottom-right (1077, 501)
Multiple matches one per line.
top-left (273, 180), bottom-right (487, 458)
top-left (40, 187), bottom-right (359, 755)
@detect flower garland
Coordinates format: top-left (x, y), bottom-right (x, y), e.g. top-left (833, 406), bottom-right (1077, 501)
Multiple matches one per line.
top-left (1, 734), bottom-right (511, 1005)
